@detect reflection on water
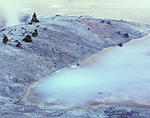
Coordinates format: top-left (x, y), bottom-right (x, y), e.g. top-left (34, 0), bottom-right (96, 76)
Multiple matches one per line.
top-left (0, 0), bottom-right (150, 26)
top-left (30, 34), bottom-right (150, 108)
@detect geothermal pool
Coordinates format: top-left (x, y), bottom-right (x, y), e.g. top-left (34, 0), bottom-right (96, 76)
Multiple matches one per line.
top-left (27, 34), bottom-right (150, 108)
top-left (1, 0), bottom-right (150, 109)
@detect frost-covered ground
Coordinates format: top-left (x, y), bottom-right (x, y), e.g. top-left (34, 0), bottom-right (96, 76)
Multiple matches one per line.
top-left (0, 15), bottom-right (150, 117)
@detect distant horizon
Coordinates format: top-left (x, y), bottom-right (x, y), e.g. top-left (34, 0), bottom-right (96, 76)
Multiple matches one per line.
top-left (0, 0), bottom-right (150, 26)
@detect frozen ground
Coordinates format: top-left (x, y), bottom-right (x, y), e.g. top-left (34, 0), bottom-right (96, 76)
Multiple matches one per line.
top-left (0, 15), bottom-right (150, 117)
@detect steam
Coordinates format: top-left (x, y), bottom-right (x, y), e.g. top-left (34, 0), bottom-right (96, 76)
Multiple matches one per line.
top-left (33, 34), bottom-right (150, 107)
top-left (0, 0), bottom-right (26, 26)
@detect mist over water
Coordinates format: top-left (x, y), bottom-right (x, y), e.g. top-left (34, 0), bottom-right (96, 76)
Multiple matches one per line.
top-left (33, 35), bottom-right (150, 107)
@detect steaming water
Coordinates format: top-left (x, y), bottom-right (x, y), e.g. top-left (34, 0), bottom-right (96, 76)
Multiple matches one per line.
top-left (1, 0), bottom-right (150, 26)
top-left (31, 34), bottom-right (150, 107)
top-left (0, 0), bottom-right (26, 26)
